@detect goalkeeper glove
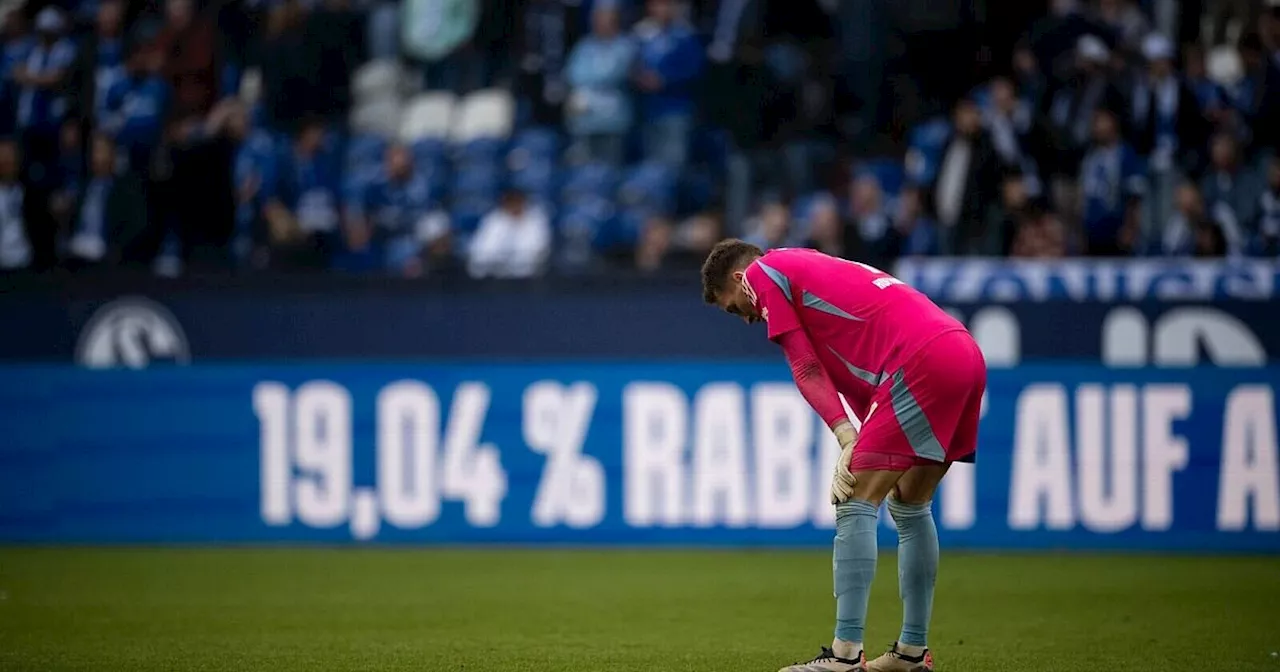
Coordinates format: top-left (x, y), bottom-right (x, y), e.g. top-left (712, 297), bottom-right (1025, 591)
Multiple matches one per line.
top-left (830, 420), bottom-right (858, 505)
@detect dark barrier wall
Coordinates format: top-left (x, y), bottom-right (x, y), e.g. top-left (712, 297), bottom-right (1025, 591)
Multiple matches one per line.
top-left (0, 260), bottom-right (1279, 364)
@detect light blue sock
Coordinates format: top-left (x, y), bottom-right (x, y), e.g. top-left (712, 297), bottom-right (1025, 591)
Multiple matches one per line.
top-left (833, 499), bottom-right (879, 644)
top-left (887, 498), bottom-right (939, 648)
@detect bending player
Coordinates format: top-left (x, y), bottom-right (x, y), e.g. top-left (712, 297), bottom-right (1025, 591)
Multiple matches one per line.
top-left (700, 240), bottom-right (986, 672)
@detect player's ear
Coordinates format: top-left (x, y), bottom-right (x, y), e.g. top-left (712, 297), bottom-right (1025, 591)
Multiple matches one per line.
top-left (731, 270), bottom-right (745, 283)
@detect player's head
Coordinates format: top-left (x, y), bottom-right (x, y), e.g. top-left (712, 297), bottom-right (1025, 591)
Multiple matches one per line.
top-left (701, 238), bottom-right (764, 324)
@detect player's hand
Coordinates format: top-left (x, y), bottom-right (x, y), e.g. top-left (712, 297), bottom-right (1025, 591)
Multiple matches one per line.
top-left (830, 420), bottom-right (857, 505)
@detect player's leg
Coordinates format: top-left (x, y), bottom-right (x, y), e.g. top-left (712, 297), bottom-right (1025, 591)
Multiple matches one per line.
top-left (868, 332), bottom-right (986, 672)
top-left (779, 467), bottom-right (902, 672)
top-left (867, 464), bottom-right (949, 672)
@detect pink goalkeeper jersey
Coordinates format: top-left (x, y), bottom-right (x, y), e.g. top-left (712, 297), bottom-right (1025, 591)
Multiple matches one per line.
top-left (742, 248), bottom-right (967, 414)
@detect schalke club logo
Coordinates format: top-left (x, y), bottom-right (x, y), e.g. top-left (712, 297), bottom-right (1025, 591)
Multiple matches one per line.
top-left (75, 296), bottom-right (191, 369)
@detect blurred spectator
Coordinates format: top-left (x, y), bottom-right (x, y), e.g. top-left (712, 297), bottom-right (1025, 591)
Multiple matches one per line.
top-left (743, 197), bottom-right (793, 251)
top-left (300, 0), bottom-right (362, 121)
top-left (801, 196), bottom-right (845, 257)
top-left (67, 0), bottom-right (125, 133)
top-left (351, 143), bottom-right (450, 277)
top-left (564, 1), bottom-right (635, 165)
top-left (366, 0), bottom-right (399, 61)
top-left (1237, 32), bottom-right (1280, 158)
top-left (885, 185), bottom-right (940, 258)
top-left (514, 0), bottom-right (577, 125)
top-left (635, 215), bottom-right (675, 272)
top-left (152, 0), bottom-right (218, 126)
top-left (1012, 41), bottom-right (1048, 114)
top-left (1090, 0), bottom-right (1149, 56)
top-left (933, 97), bottom-right (1002, 255)
top-left (1254, 154), bottom-right (1279, 254)
top-left (253, 2), bottom-right (307, 130)
top-left (468, 0), bottom-right (518, 88)
top-left (50, 122), bottom-right (84, 231)
top-left (1207, 0), bottom-right (1263, 46)
top-left (0, 9), bottom-right (32, 136)
top-left (1010, 203), bottom-right (1068, 258)
top-left (64, 133), bottom-right (147, 268)
top-left (227, 102), bottom-right (276, 267)
top-left (984, 76), bottom-right (1034, 167)
top-left (403, 0), bottom-right (479, 93)
top-left (1128, 34), bottom-right (1209, 173)
top-left (849, 174), bottom-right (890, 255)
top-left (1025, 0), bottom-right (1110, 84)
top-left (467, 184), bottom-right (551, 278)
top-left (15, 8), bottom-right (76, 187)
top-left (1182, 43), bottom-right (1231, 121)
top-left (1157, 181), bottom-right (1230, 256)
top-left (261, 117), bottom-right (341, 271)
top-left (1128, 33), bottom-right (1209, 238)
top-left (669, 207), bottom-right (723, 260)
top-left (1200, 131), bottom-right (1265, 237)
top-left (1044, 35), bottom-right (1126, 179)
top-left (984, 168), bottom-right (1033, 255)
top-left (0, 139), bottom-right (30, 270)
top-left (633, 0), bottom-right (704, 168)
top-left (101, 37), bottom-right (168, 177)
top-left (1079, 107), bottom-right (1145, 256)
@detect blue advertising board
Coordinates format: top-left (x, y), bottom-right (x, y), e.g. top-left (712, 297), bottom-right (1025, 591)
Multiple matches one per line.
top-left (893, 258), bottom-right (1280, 302)
top-left (2, 363), bottom-right (1277, 549)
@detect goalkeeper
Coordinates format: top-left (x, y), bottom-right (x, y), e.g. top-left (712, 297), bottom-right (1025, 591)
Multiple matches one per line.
top-left (700, 241), bottom-right (987, 672)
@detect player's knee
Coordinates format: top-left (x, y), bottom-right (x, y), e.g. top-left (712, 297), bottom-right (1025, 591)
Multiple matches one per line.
top-left (890, 483), bottom-right (934, 506)
top-left (886, 494), bottom-right (932, 522)
top-left (850, 470), bottom-right (899, 505)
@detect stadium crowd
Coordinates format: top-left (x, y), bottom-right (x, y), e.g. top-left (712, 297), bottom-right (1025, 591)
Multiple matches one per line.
top-left (0, 0), bottom-right (1277, 278)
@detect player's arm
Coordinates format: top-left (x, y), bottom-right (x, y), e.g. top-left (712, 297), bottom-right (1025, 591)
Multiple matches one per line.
top-left (778, 329), bottom-right (859, 503)
top-left (778, 329), bottom-right (856, 441)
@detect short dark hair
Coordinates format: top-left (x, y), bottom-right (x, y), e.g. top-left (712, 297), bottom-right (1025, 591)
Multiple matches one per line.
top-left (701, 238), bottom-right (763, 304)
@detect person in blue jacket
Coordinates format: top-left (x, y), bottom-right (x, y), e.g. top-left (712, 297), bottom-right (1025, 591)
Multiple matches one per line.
top-left (632, 0), bottom-right (704, 169)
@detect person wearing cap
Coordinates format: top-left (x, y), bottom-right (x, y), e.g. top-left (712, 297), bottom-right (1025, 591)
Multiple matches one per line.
top-left (1044, 34), bottom-right (1126, 179)
top-left (1127, 33), bottom-right (1210, 237)
top-left (13, 7), bottom-right (76, 186)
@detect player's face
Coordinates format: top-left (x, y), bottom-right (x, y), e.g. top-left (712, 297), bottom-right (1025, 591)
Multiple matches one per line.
top-left (717, 271), bottom-right (762, 325)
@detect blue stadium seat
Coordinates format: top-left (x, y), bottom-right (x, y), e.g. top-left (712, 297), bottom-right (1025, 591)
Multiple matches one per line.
top-left (411, 138), bottom-right (449, 167)
top-left (555, 202), bottom-right (614, 272)
top-left (618, 162), bottom-right (676, 215)
top-left (508, 127), bottom-right (562, 167)
top-left (451, 196), bottom-right (494, 234)
top-left (344, 134), bottom-right (386, 173)
top-left (511, 161), bottom-right (560, 205)
top-left (561, 163), bottom-right (620, 205)
top-left (455, 137), bottom-right (508, 168)
top-left (612, 208), bottom-right (653, 248)
top-left (452, 163), bottom-right (503, 200)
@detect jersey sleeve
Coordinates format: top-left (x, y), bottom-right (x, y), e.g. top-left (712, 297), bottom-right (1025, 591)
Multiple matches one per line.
top-left (743, 259), bottom-right (802, 342)
top-left (778, 329), bottom-right (848, 429)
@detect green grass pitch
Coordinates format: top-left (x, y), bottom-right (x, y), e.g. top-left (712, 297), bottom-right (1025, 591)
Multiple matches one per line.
top-left (1, 548), bottom-right (1277, 671)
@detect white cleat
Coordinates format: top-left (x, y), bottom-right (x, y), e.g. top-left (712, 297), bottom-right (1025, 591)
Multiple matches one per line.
top-left (865, 642), bottom-right (933, 672)
top-left (778, 646), bottom-right (867, 672)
